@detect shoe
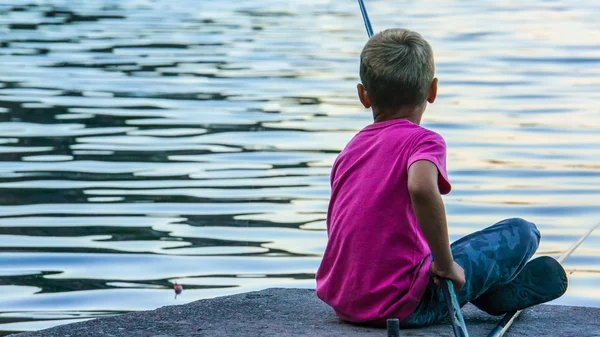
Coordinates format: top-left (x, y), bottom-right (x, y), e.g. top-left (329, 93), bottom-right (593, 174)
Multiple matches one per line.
top-left (472, 256), bottom-right (568, 316)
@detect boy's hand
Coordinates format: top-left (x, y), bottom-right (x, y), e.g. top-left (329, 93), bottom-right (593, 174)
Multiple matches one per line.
top-left (430, 261), bottom-right (465, 292)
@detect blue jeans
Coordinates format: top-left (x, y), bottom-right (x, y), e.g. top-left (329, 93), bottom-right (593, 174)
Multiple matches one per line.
top-left (402, 218), bottom-right (541, 327)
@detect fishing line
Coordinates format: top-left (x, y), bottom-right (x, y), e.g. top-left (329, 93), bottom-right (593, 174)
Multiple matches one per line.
top-left (487, 221), bottom-right (600, 337)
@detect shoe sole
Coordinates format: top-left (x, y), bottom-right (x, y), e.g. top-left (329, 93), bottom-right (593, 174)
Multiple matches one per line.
top-left (484, 256), bottom-right (568, 315)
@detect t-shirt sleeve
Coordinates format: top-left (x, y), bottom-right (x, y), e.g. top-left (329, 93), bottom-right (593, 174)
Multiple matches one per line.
top-left (407, 131), bottom-right (451, 195)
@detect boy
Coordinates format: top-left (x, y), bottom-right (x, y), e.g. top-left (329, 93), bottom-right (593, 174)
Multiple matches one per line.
top-left (315, 28), bottom-right (567, 327)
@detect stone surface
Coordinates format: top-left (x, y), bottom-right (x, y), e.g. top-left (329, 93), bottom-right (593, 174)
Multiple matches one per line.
top-left (10, 288), bottom-right (600, 337)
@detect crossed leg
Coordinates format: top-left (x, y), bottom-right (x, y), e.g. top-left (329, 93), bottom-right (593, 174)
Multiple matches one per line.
top-left (402, 218), bottom-right (540, 327)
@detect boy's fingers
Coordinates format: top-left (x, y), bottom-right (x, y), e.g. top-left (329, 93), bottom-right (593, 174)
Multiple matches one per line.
top-left (454, 282), bottom-right (462, 292)
top-left (453, 279), bottom-right (465, 292)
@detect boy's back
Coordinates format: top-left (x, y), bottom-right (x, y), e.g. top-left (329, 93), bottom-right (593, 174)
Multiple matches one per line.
top-left (316, 118), bottom-right (450, 323)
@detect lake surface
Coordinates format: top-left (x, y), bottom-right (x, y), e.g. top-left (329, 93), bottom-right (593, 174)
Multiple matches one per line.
top-left (1, 0), bottom-right (600, 334)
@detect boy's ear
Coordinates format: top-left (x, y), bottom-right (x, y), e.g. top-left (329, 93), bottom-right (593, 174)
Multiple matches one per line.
top-left (427, 78), bottom-right (438, 104)
top-left (357, 83), bottom-right (371, 109)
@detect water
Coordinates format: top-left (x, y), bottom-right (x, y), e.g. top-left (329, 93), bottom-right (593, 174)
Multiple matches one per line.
top-left (0, 0), bottom-right (600, 334)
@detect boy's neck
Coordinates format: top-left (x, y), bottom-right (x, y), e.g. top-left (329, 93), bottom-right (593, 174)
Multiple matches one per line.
top-left (372, 104), bottom-right (425, 125)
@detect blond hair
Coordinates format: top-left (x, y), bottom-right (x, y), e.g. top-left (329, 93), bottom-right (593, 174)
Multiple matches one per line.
top-left (359, 28), bottom-right (435, 109)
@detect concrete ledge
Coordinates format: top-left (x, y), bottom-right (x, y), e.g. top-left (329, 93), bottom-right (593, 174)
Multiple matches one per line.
top-left (11, 288), bottom-right (600, 337)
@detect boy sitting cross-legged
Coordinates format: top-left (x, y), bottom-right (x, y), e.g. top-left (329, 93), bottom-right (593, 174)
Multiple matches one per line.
top-left (315, 28), bottom-right (567, 327)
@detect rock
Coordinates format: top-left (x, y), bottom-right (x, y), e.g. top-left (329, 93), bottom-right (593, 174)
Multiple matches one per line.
top-left (9, 288), bottom-right (600, 337)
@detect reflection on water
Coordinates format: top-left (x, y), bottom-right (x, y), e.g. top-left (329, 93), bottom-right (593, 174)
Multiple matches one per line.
top-left (1, 0), bottom-right (600, 334)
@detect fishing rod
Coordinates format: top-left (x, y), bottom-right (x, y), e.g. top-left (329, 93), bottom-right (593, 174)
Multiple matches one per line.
top-left (357, 0), bottom-right (374, 37)
top-left (356, 2), bottom-right (597, 336)
top-left (487, 221), bottom-right (600, 337)
top-left (441, 279), bottom-right (470, 337)
top-left (356, 2), bottom-right (468, 336)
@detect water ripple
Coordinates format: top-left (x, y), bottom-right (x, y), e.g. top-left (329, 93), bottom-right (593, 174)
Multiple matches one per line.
top-left (1, 0), bottom-right (600, 333)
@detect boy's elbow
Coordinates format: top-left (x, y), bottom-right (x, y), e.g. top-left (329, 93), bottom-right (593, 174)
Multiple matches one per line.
top-left (408, 182), bottom-right (436, 201)
top-left (408, 160), bottom-right (440, 201)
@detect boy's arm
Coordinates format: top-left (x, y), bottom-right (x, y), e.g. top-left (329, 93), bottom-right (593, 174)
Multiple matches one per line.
top-left (408, 160), bottom-right (465, 291)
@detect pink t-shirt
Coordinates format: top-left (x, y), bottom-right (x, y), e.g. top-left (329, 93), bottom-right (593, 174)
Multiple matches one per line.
top-left (316, 118), bottom-right (451, 324)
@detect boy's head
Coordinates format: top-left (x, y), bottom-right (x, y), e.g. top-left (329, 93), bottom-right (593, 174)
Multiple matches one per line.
top-left (358, 28), bottom-right (436, 114)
